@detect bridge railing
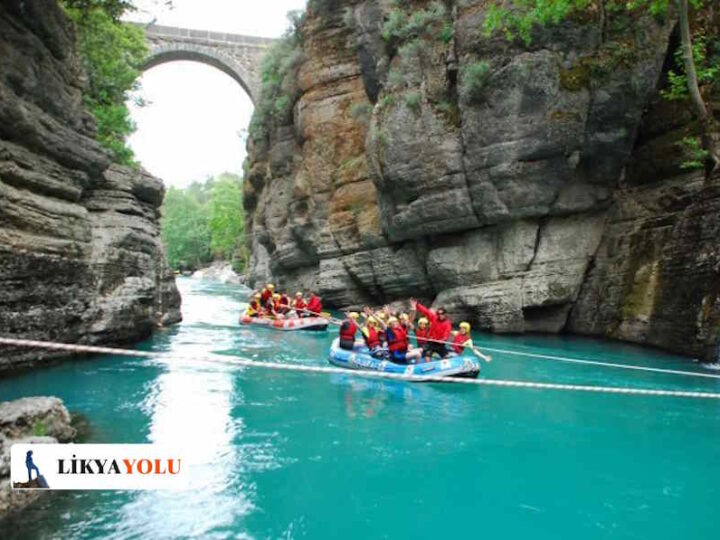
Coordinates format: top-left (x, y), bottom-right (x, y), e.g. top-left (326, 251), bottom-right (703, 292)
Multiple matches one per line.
top-left (134, 23), bottom-right (277, 47)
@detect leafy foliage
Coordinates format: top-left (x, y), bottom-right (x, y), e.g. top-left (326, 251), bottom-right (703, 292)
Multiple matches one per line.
top-left (63, 4), bottom-right (147, 165)
top-left (679, 136), bottom-right (710, 169)
top-left (382, 1), bottom-right (448, 46)
top-left (161, 184), bottom-right (212, 270)
top-left (161, 174), bottom-right (247, 271)
top-left (32, 420), bottom-right (47, 437)
top-left (209, 174), bottom-right (246, 262)
top-left (661, 33), bottom-right (720, 100)
top-left (460, 61), bottom-right (491, 103)
top-left (482, 1), bottom-right (709, 46)
top-left (63, 0), bottom-right (135, 21)
top-left (484, 0), bottom-right (593, 45)
top-left (405, 91), bottom-right (421, 111)
top-left (248, 15), bottom-right (304, 144)
top-left (350, 102), bottom-right (372, 123)
top-left (439, 22), bottom-right (454, 43)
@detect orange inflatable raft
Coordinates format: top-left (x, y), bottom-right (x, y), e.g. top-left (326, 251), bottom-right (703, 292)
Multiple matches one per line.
top-left (239, 315), bottom-right (329, 332)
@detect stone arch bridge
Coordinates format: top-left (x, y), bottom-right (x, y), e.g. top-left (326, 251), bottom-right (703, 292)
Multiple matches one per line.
top-left (139, 24), bottom-right (277, 102)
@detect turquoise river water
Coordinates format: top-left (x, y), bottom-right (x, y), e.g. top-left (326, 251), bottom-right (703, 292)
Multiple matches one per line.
top-left (1, 277), bottom-right (720, 539)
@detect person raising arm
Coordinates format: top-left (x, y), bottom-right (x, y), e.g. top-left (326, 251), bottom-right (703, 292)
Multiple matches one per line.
top-left (411, 299), bottom-right (452, 360)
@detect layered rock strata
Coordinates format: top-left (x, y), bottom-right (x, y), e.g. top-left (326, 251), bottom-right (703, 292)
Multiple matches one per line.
top-left (0, 0), bottom-right (181, 372)
top-left (245, 1), bottom-right (720, 358)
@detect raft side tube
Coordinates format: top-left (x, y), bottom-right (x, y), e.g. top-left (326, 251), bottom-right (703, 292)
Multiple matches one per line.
top-left (239, 315), bottom-right (329, 331)
top-left (328, 339), bottom-right (480, 380)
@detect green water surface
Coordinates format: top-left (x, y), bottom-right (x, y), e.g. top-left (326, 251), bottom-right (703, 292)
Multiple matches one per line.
top-left (1, 277), bottom-right (719, 539)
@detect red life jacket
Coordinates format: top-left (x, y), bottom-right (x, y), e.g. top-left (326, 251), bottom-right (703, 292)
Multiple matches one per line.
top-left (451, 333), bottom-right (470, 354)
top-left (415, 326), bottom-right (429, 345)
top-left (339, 320), bottom-right (358, 342)
top-left (387, 325), bottom-right (408, 353)
top-left (294, 299), bottom-right (307, 311)
top-left (280, 295), bottom-right (289, 306)
top-left (364, 326), bottom-right (380, 349)
top-left (307, 296), bottom-right (322, 315)
top-left (261, 289), bottom-right (272, 303)
top-left (249, 300), bottom-right (260, 312)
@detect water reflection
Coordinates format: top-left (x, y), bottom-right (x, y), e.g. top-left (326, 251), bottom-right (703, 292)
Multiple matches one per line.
top-left (114, 278), bottom-right (253, 537)
top-left (329, 374), bottom-right (476, 422)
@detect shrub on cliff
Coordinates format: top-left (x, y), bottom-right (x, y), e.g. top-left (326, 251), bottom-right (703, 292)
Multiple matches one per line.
top-left (483, 0), bottom-right (719, 173)
top-left (248, 12), bottom-right (304, 145)
top-left (381, 1), bottom-right (448, 48)
top-left (63, 3), bottom-right (147, 165)
top-left (460, 61), bottom-right (491, 103)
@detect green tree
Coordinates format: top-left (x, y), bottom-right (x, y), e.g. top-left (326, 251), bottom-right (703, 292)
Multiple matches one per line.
top-left (63, 0), bottom-right (135, 21)
top-left (63, 3), bottom-right (147, 165)
top-left (209, 173), bottom-right (245, 260)
top-left (160, 174), bottom-right (248, 272)
top-left (483, 0), bottom-right (719, 172)
top-left (161, 184), bottom-right (212, 270)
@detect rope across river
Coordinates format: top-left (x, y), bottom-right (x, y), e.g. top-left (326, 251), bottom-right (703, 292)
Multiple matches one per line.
top-left (2, 337), bottom-right (720, 401)
top-left (296, 309), bottom-right (720, 381)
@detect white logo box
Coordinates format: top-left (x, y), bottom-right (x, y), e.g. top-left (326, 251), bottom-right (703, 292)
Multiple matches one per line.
top-left (11, 444), bottom-right (189, 490)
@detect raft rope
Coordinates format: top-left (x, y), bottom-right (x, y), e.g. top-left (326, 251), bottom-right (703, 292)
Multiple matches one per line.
top-left (477, 346), bottom-right (720, 380)
top-left (2, 337), bottom-right (720, 401)
top-left (296, 312), bottom-right (717, 380)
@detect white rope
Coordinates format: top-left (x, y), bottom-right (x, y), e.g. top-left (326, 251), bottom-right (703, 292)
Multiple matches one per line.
top-left (479, 345), bottom-right (720, 380)
top-left (2, 337), bottom-right (720, 401)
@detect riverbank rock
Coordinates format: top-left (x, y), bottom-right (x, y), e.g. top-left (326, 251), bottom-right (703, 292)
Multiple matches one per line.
top-left (192, 261), bottom-right (247, 285)
top-left (245, 1), bottom-right (720, 359)
top-left (0, 396), bottom-right (76, 519)
top-left (0, 0), bottom-right (181, 373)
top-left (0, 397), bottom-right (75, 442)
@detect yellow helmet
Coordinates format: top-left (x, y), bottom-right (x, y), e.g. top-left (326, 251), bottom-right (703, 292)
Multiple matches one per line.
top-left (267, 284), bottom-right (275, 290)
top-left (418, 317), bottom-right (429, 327)
top-left (273, 293), bottom-right (281, 300)
top-left (296, 291), bottom-right (303, 297)
top-left (253, 293), bottom-right (261, 299)
top-left (367, 317), bottom-right (377, 326)
top-left (459, 322), bottom-right (471, 332)
top-left (376, 312), bottom-right (387, 320)
top-left (399, 313), bottom-right (409, 321)
top-left (348, 312), bottom-right (360, 320)
top-left (388, 316), bottom-right (399, 325)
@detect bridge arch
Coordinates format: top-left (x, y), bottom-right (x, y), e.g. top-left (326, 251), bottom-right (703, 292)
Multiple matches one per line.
top-left (136, 24), bottom-right (277, 105)
top-left (143, 44), bottom-right (257, 102)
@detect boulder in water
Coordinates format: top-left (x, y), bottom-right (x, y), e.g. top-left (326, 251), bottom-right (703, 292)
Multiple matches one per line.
top-left (192, 261), bottom-right (247, 285)
top-left (0, 396), bottom-right (77, 518)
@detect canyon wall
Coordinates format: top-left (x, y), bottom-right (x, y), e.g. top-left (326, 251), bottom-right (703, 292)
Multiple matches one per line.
top-left (244, 0), bottom-right (720, 359)
top-left (0, 0), bottom-right (181, 372)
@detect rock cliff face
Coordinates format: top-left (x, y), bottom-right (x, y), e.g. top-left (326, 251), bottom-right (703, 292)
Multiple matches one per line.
top-left (0, 0), bottom-right (181, 372)
top-left (244, 0), bottom-right (720, 359)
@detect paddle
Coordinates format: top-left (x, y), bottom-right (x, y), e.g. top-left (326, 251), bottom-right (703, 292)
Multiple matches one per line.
top-left (295, 307), bottom-right (342, 325)
top-left (417, 336), bottom-right (493, 363)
